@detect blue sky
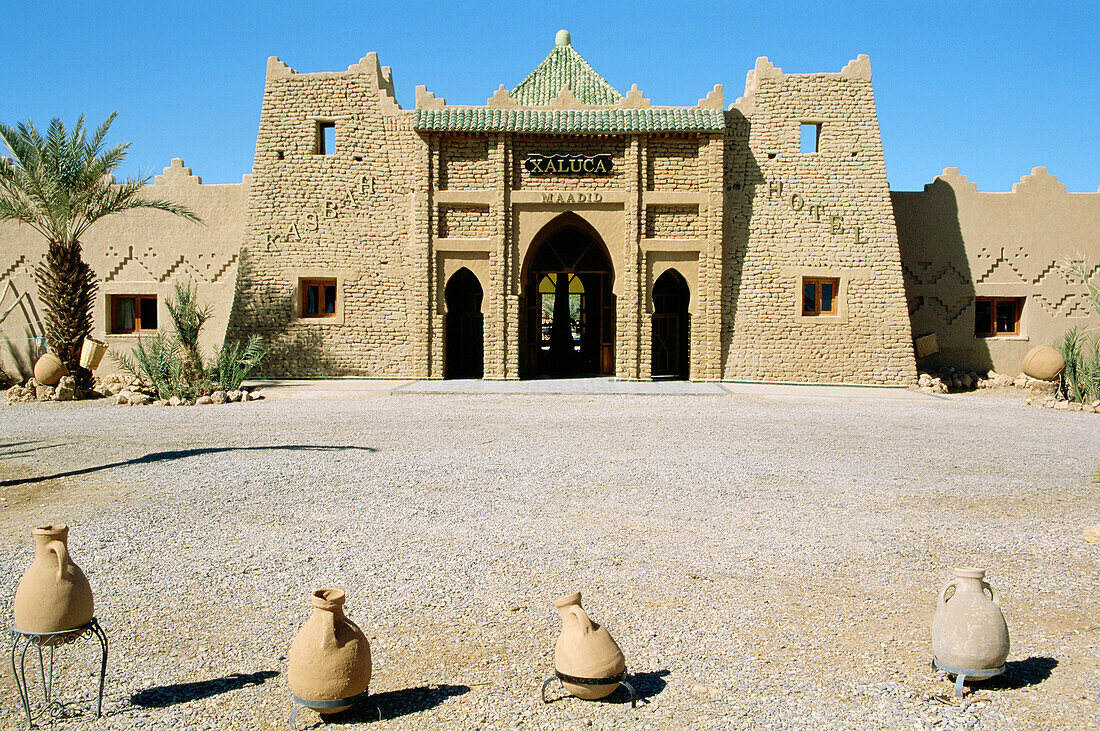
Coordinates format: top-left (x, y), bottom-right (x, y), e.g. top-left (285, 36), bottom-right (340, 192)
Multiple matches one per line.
top-left (2, 1), bottom-right (1096, 191)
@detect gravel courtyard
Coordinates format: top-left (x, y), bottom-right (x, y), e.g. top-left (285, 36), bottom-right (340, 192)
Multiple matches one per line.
top-left (0, 388), bottom-right (1097, 730)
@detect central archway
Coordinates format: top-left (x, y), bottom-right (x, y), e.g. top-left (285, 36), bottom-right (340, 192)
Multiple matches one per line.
top-left (522, 217), bottom-right (615, 377)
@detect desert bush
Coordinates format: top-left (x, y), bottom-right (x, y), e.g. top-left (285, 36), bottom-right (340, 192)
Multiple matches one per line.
top-left (208, 334), bottom-right (267, 392)
top-left (113, 283), bottom-right (265, 401)
top-left (111, 332), bottom-right (190, 401)
top-left (1058, 326), bottom-right (1100, 404)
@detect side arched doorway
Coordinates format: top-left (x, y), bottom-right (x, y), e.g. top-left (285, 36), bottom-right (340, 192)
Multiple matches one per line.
top-left (522, 221), bottom-right (615, 377)
top-left (445, 268), bottom-right (484, 379)
top-left (651, 269), bottom-right (690, 379)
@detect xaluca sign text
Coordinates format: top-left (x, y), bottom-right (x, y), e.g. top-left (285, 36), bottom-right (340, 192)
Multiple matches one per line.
top-left (524, 154), bottom-right (613, 176)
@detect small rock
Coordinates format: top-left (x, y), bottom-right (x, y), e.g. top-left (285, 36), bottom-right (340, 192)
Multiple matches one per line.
top-left (211, 390), bottom-right (227, 404)
top-left (226, 390), bottom-right (242, 402)
top-left (107, 382), bottom-right (124, 395)
top-left (1054, 401), bottom-right (1069, 410)
top-left (1084, 524), bottom-right (1100, 544)
top-left (168, 396), bottom-right (183, 407)
top-left (1084, 404), bottom-right (1096, 413)
top-left (152, 399), bottom-right (167, 407)
top-left (115, 392), bottom-right (131, 406)
top-left (54, 376), bottom-right (76, 401)
top-left (36, 385), bottom-right (55, 401)
top-left (129, 393), bottom-right (152, 406)
top-left (248, 390), bottom-right (263, 401)
top-left (196, 395), bottom-right (214, 405)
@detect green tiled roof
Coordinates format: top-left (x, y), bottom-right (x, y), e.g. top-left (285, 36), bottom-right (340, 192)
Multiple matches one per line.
top-left (414, 108), bottom-right (725, 134)
top-left (510, 40), bottom-right (622, 106)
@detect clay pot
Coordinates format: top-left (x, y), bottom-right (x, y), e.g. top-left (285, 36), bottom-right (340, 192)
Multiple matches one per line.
top-left (79, 338), bottom-right (108, 370)
top-left (33, 353), bottom-right (69, 387)
top-left (553, 592), bottom-right (626, 700)
top-left (13, 524), bottom-right (94, 634)
top-left (288, 588), bottom-right (371, 712)
top-left (931, 568), bottom-right (1010, 672)
top-left (1022, 345), bottom-right (1065, 382)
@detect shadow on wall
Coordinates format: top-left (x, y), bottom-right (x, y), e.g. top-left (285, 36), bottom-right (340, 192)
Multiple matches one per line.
top-left (720, 108), bottom-right (763, 377)
top-left (0, 444), bottom-right (377, 486)
top-left (893, 179), bottom-right (991, 373)
top-left (225, 247), bottom-right (347, 378)
top-left (0, 280), bottom-right (45, 382)
top-left (131, 670), bottom-right (279, 708)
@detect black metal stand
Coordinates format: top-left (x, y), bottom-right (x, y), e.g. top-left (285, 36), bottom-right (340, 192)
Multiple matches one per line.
top-left (9, 618), bottom-right (108, 729)
top-left (541, 670), bottom-right (637, 709)
top-left (932, 658), bottom-right (1005, 697)
top-left (289, 691), bottom-right (381, 729)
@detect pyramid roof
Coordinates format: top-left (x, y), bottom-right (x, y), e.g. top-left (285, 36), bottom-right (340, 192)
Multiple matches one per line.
top-left (510, 31), bottom-right (623, 106)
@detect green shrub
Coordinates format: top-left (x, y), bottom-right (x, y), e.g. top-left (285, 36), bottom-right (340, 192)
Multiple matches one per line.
top-left (111, 332), bottom-right (189, 400)
top-left (112, 282), bottom-right (265, 401)
top-left (208, 334), bottom-right (267, 392)
top-left (1059, 326), bottom-right (1100, 404)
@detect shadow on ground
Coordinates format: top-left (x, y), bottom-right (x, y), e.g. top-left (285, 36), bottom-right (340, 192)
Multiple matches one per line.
top-left (0, 445), bottom-right (376, 486)
top-left (309, 684), bottom-right (470, 725)
top-left (985, 656), bottom-right (1058, 690)
top-left (131, 670), bottom-right (279, 707)
top-left (0, 441), bottom-right (73, 459)
top-left (543, 669), bottom-right (669, 706)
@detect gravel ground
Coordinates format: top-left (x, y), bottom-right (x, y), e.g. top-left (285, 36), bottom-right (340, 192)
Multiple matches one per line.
top-left (0, 389), bottom-right (1097, 730)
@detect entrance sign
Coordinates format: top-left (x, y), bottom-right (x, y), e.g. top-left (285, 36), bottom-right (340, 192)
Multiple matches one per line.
top-left (525, 154), bottom-right (613, 176)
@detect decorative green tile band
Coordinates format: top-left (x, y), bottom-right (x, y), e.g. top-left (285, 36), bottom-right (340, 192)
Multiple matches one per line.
top-left (414, 108), bottom-right (725, 134)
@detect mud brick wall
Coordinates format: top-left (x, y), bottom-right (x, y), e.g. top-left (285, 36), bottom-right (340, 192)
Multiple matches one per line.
top-left (721, 56), bottom-right (918, 384)
top-left (647, 137), bottom-right (701, 191)
top-left (645, 205), bottom-right (703, 239)
top-left (225, 54), bottom-right (429, 377)
top-left (438, 205), bottom-right (493, 238)
top-left (440, 138), bottom-right (492, 190)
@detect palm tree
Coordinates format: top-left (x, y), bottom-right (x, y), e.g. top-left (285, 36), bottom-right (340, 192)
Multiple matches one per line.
top-left (0, 113), bottom-right (200, 392)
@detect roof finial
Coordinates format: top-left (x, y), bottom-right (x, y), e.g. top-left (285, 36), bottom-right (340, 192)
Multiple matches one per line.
top-left (555, 29), bottom-right (571, 46)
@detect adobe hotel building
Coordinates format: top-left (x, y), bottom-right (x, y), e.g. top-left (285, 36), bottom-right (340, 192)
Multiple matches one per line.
top-left (2, 32), bottom-right (1098, 383)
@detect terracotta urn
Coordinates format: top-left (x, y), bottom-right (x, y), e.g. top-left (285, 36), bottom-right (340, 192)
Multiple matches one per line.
top-left (13, 524), bottom-right (94, 635)
top-left (288, 588), bottom-right (371, 713)
top-left (931, 568), bottom-right (1010, 672)
top-left (33, 353), bottom-right (69, 387)
top-left (1022, 345), bottom-right (1065, 382)
top-left (553, 591), bottom-right (626, 700)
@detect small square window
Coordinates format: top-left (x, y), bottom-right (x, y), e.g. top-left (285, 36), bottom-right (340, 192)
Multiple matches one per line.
top-left (300, 278), bottom-right (338, 318)
top-left (801, 123), bottom-right (821, 154)
top-left (110, 295), bottom-right (157, 333)
top-left (316, 122), bottom-right (336, 155)
top-left (975, 296), bottom-right (1023, 337)
top-left (802, 277), bottom-right (838, 316)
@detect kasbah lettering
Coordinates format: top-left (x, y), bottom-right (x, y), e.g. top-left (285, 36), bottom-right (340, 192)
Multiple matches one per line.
top-left (765, 178), bottom-right (869, 244)
top-left (267, 175), bottom-right (373, 248)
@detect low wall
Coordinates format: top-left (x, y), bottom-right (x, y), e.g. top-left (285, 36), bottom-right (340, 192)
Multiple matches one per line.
top-left (893, 167), bottom-right (1100, 375)
top-left (0, 160), bottom-right (248, 382)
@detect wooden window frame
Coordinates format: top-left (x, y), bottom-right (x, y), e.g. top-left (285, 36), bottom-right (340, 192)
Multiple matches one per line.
top-left (802, 277), bottom-right (839, 316)
top-left (316, 121), bottom-right (336, 155)
top-left (300, 278), bottom-right (338, 318)
top-left (974, 296), bottom-right (1023, 337)
top-left (110, 294), bottom-right (158, 334)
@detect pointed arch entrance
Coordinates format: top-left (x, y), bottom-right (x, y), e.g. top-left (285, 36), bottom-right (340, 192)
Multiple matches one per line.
top-left (445, 268), bottom-right (484, 379)
top-left (522, 217), bottom-right (615, 377)
top-left (651, 269), bottom-right (690, 379)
